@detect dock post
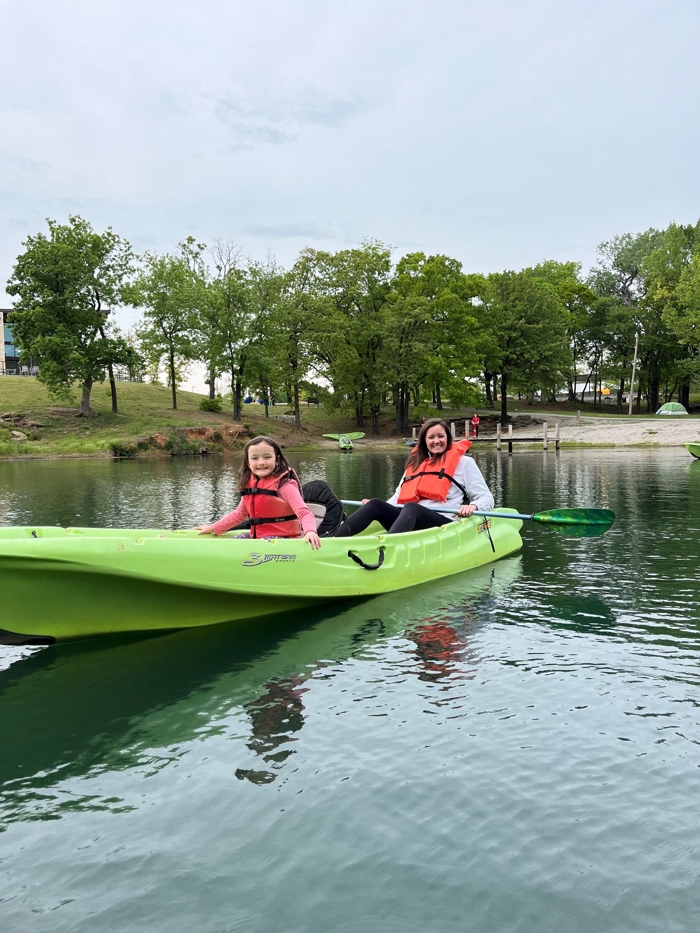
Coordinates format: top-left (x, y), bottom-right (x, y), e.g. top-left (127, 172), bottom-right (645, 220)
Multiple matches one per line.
top-left (412, 426), bottom-right (417, 440)
top-left (543, 421), bottom-right (548, 451)
top-left (496, 422), bottom-right (501, 451)
top-left (508, 423), bottom-right (513, 455)
top-left (555, 421), bottom-right (560, 452)
top-left (450, 421), bottom-right (456, 438)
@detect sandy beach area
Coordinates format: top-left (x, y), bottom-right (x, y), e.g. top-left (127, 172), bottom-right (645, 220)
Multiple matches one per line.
top-left (538, 415), bottom-right (700, 447)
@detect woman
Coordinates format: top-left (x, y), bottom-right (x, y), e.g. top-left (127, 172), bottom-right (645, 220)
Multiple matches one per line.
top-left (335, 417), bottom-right (494, 536)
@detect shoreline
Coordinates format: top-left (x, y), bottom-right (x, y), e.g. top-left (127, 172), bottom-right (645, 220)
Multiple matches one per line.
top-left (1, 421), bottom-right (698, 461)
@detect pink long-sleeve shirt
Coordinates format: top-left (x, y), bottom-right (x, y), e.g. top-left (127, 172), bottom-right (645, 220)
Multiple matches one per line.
top-left (209, 481), bottom-right (317, 537)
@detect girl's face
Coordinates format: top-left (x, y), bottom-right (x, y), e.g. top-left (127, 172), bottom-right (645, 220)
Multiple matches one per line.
top-left (248, 442), bottom-right (277, 478)
top-left (425, 425), bottom-right (448, 456)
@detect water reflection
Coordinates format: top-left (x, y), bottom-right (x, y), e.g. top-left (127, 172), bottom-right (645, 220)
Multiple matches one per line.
top-left (0, 560), bottom-right (522, 823)
top-left (236, 676), bottom-right (308, 784)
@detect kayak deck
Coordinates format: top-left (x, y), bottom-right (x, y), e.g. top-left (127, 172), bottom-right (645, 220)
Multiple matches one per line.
top-left (686, 443), bottom-right (700, 459)
top-left (0, 511), bottom-right (522, 642)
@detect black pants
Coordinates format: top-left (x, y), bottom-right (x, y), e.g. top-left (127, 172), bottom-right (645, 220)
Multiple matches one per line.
top-left (335, 498), bottom-right (452, 536)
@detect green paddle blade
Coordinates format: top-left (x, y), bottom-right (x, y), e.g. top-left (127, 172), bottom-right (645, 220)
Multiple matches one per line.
top-left (322, 434), bottom-right (342, 441)
top-left (531, 508), bottom-right (615, 538)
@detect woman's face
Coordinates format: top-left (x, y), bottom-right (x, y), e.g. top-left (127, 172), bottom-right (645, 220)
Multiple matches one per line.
top-left (425, 425), bottom-right (448, 456)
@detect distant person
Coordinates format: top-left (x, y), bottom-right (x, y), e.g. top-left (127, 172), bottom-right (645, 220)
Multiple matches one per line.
top-left (196, 436), bottom-right (321, 549)
top-left (471, 412), bottom-right (480, 438)
top-left (335, 418), bottom-right (494, 537)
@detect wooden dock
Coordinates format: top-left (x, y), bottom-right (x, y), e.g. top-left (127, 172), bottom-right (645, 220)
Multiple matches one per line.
top-left (411, 421), bottom-right (561, 453)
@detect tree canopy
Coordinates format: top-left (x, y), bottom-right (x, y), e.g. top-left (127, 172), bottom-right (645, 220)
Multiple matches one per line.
top-left (5, 214), bottom-right (700, 426)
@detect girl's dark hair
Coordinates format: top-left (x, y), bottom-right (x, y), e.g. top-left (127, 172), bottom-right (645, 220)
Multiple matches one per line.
top-left (406, 418), bottom-right (453, 470)
top-left (238, 436), bottom-right (300, 492)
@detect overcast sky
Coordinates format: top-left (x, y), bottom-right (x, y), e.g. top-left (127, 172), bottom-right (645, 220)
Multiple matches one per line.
top-left (2, 0), bottom-right (699, 322)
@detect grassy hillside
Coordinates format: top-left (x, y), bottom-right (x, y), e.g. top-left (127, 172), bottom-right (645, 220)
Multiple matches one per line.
top-left (0, 377), bottom-right (403, 458)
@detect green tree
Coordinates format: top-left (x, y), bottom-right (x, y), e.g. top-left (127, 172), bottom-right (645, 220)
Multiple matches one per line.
top-left (128, 241), bottom-right (203, 410)
top-left (269, 253), bottom-right (330, 430)
top-left (487, 270), bottom-right (570, 422)
top-left (311, 242), bottom-right (393, 432)
top-left (6, 215), bottom-right (134, 416)
top-left (385, 253), bottom-right (481, 433)
top-left (530, 261), bottom-right (599, 403)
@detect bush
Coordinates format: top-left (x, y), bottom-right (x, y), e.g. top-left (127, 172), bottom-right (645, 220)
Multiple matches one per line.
top-left (199, 397), bottom-right (222, 412)
top-left (109, 442), bottom-right (137, 458)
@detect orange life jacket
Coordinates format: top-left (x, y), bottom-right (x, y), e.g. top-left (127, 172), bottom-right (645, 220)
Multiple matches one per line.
top-left (242, 470), bottom-right (303, 539)
top-left (397, 439), bottom-right (472, 505)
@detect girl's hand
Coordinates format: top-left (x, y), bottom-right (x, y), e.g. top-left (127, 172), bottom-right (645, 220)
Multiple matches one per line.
top-left (196, 525), bottom-right (216, 535)
top-left (304, 530), bottom-right (321, 550)
top-left (361, 499), bottom-right (370, 505)
top-left (457, 503), bottom-right (477, 518)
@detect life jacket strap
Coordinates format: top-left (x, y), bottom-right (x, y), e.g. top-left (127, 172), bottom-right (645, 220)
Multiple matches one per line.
top-left (241, 487), bottom-right (282, 498)
top-left (248, 513), bottom-right (298, 526)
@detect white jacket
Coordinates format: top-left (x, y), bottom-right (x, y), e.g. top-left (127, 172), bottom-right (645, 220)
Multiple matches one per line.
top-left (387, 455), bottom-right (494, 517)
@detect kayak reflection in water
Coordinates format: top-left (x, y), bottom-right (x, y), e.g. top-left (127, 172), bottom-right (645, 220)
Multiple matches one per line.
top-left (335, 418), bottom-right (494, 537)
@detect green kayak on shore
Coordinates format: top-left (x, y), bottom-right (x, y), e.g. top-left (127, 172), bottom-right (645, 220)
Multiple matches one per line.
top-left (686, 443), bottom-right (700, 459)
top-left (0, 511), bottom-right (522, 643)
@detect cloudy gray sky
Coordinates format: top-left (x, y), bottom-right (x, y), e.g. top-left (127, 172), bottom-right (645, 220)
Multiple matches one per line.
top-left (2, 0), bottom-right (699, 313)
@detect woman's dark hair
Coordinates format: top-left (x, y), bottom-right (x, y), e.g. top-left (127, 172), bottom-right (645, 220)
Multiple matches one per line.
top-left (238, 436), bottom-right (299, 492)
top-left (406, 418), bottom-right (453, 470)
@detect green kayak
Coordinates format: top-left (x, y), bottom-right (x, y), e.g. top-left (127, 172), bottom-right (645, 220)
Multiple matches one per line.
top-left (0, 511), bottom-right (522, 643)
top-left (686, 443), bottom-right (700, 459)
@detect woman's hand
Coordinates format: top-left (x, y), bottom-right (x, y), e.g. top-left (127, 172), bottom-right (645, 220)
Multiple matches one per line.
top-left (304, 530), bottom-right (321, 550)
top-left (361, 499), bottom-right (369, 505)
top-left (457, 503), bottom-right (477, 518)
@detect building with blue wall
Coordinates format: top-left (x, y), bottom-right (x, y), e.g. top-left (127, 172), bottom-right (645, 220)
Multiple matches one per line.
top-left (1, 310), bottom-right (20, 374)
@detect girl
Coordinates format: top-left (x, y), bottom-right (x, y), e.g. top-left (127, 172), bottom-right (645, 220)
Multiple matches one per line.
top-left (197, 436), bottom-right (321, 549)
top-left (335, 417), bottom-right (494, 536)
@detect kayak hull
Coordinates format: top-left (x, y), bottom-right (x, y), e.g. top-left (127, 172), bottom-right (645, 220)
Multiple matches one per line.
top-left (686, 443), bottom-right (700, 459)
top-left (0, 511), bottom-right (522, 642)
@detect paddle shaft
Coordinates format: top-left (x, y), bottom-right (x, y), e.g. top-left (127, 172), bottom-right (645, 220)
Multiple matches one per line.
top-left (341, 499), bottom-right (529, 520)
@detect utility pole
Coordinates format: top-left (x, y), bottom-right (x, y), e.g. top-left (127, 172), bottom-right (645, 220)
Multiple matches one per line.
top-left (628, 332), bottom-right (639, 416)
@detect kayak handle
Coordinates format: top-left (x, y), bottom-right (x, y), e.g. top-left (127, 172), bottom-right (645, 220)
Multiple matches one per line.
top-left (348, 547), bottom-right (386, 571)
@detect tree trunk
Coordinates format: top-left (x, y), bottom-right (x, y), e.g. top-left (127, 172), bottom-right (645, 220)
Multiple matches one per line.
top-left (647, 356), bottom-right (660, 413)
top-left (107, 362), bottom-right (118, 414)
top-left (492, 375), bottom-right (498, 403)
top-left (435, 384), bottom-right (442, 410)
top-left (580, 372), bottom-right (591, 405)
top-left (354, 390), bottom-right (364, 428)
top-left (484, 372), bottom-right (493, 408)
top-left (264, 390), bottom-right (269, 418)
top-left (98, 327), bottom-right (118, 413)
top-left (79, 375), bottom-right (94, 417)
top-left (208, 370), bottom-right (216, 400)
top-left (395, 386), bottom-right (410, 435)
top-left (679, 381), bottom-right (690, 410)
top-left (169, 350), bottom-right (177, 410)
top-left (293, 381), bottom-right (301, 430)
top-left (616, 376), bottom-right (624, 414)
top-left (500, 373), bottom-right (508, 424)
top-left (234, 378), bottom-right (242, 422)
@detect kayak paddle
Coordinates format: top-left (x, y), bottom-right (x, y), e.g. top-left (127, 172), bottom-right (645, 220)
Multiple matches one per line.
top-left (340, 501), bottom-right (615, 538)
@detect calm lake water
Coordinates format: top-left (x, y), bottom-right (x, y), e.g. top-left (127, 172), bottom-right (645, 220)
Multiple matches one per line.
top-left (1, 449), bottom-right (699, 933)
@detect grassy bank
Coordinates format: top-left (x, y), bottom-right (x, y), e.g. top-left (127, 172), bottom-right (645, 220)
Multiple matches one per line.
top-left (0, 377), bottom-right (407, 459)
